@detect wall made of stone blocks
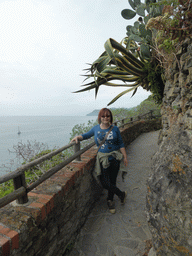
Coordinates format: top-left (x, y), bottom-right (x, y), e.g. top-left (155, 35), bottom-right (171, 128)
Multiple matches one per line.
top-left (0, 119), bottom-right (161, 256)
top-left (147, 39), bottom-right (192, 255)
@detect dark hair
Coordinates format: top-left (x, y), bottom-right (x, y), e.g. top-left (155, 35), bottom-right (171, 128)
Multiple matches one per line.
top-left (98, 108), bottom-right (113, 124)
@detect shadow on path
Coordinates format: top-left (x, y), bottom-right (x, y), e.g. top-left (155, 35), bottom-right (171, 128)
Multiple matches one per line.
top-left (69, 130), bottom-right (159, 256)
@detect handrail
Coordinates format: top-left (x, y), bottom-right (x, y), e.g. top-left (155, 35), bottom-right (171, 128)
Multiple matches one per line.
top-left (26, 141), bottom-right (96, 192)
top-left (0, 142), bottom-right (77, 184)
top-left (0, 142), bottom-right (96, 208)
top-left (0, 110), bottom-right (160, 208)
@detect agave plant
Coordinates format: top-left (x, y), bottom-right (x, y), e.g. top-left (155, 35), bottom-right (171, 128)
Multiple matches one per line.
top-left (75, 38), bottom-right (164, 105)
top-left (75, 0), bottom-right (165, 105)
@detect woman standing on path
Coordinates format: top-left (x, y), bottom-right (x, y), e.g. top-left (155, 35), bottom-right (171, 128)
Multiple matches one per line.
top-left (71, 108), bottom-right (128, 214)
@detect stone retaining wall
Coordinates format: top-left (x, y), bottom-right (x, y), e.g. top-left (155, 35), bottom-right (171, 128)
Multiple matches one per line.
top-left (147, 39), bottom-right (192, 255)
top-left (0, 119), bottom-right (161, 256)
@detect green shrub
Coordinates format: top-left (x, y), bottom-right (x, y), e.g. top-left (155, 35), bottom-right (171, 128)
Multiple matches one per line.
top-left (0, 181), bottom-right (14, 198)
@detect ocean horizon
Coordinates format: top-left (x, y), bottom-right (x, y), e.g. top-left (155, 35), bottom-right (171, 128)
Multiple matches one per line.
top-left (0, 115), bottom-right (96, 176)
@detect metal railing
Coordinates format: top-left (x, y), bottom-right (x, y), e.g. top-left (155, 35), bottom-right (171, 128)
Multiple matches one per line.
top-left (0, 110), bottom-right (160, 208)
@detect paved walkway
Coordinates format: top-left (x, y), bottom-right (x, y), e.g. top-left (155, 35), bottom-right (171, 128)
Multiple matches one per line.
top-left (69, 130), bottom-right (159, 256)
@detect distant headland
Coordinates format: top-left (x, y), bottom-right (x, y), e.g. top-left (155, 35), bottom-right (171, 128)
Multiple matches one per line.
top-left (86, 110), bottom-right (100, 116)
top-left (86, 108), bottom-right (132, 116)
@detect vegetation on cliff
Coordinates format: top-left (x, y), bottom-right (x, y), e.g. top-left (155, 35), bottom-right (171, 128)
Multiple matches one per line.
top-left (111, 95), bottom-right (160, 121)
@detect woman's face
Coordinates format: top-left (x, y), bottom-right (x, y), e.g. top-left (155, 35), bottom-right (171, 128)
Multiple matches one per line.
top-left (100, 111), bottom-right (111, 125)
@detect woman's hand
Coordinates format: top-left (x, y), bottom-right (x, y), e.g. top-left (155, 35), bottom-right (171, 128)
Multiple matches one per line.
top-left (120, 147), bottom-right (128, 167)
top-left (70, 135), bottom-right (83, 144)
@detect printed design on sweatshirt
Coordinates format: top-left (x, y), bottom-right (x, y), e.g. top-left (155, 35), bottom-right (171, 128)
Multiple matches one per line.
top-left (97, 130), bottom-right (114, 149)
top-left (107, 131), bottom-right (113, 140)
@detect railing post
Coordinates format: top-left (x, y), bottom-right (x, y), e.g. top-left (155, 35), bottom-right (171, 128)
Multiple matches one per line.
top-left (74, 141), bottom-right (81, 161)
top-left (13, 173), bottom-right (28, 204)
top-left (130, 117), bottom-right (133, 124)
top-left (121, 119), bottom-right (125, 128)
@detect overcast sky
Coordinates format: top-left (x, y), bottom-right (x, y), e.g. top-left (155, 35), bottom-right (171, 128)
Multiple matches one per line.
top-left (0, 0), bottom-right (151, 116)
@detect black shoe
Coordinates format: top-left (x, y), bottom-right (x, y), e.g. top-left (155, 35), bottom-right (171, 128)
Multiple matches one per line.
top-left (107, 200), bottom-right (116, 214)
top-left (121, 191), bottom-right (127, 205)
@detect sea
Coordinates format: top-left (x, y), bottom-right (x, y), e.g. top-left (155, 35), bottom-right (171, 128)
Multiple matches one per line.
top-left (0, 116), bottom-right (96, 176)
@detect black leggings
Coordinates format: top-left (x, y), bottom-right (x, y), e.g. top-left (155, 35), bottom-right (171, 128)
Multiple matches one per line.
top-left (100, 158), bottom-right (124, 201)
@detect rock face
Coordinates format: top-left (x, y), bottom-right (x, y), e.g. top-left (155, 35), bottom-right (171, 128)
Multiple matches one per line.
top-left (147, 38), bottom-right (192, 255)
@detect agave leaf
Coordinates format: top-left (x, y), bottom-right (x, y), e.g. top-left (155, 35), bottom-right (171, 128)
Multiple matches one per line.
top-left (103, 75), bottom-right (139, 83)
top-left (114, 53), bottom-right (144, 76)
top-left (95, 83), bottom-right (100, 98)
top-left (104, 39), bottom-right (118, 66)
top-left (85, 77), bottom-right (110, 98)
top-left (131, 84), bottom-right (140, 97)
top-left (124, 38), bottom-right (138, 52)
top-left (121, 9), bottom-right (136, 20)
top-left (107, 85), bottom-right (140, 105)
top-left (78, 75), bottom-right (113, 89)
top-left (108, 38), bottom-right (144, 68)
top-left (81, 74), bottom-right (95, 83)
top-left (104, 82), bottom-right (138, 87)
top-left (129, 46), bottom-right (139, 51)
top-left (103, 71), bottom-right (127, 77)
top-left (134, 48), bottom-right (145, 63)
top-left (92, 55), bottom-right (109, 71)
top-left (74, 83), bottom-right (98, 93)
top-left (83, 67), bottom-right (91, 72)
top-left (96, 55), bottom-right (111, 73)
top-left (100, 68), bottom-right (134, 76)
top-left (79, 78), bottom-right (104, 88)
top-left (114, 58), bottom-right (138, 76)
top-left (83, 63), bottom-right (92, 69)
top-left (101, 67), bottom-right (129, 76)
top-left (92, 56), bottom-right (107, 66)
top-left (94, 70), bottom-right (104, 79)
top-left (99, 50), bottom-right (109, 57)
top-left (81, 74), bottom-right (94, 78)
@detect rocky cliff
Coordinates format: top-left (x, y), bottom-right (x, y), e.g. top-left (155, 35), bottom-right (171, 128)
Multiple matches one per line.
top-left (147, 38), bottom-right (192, 255)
